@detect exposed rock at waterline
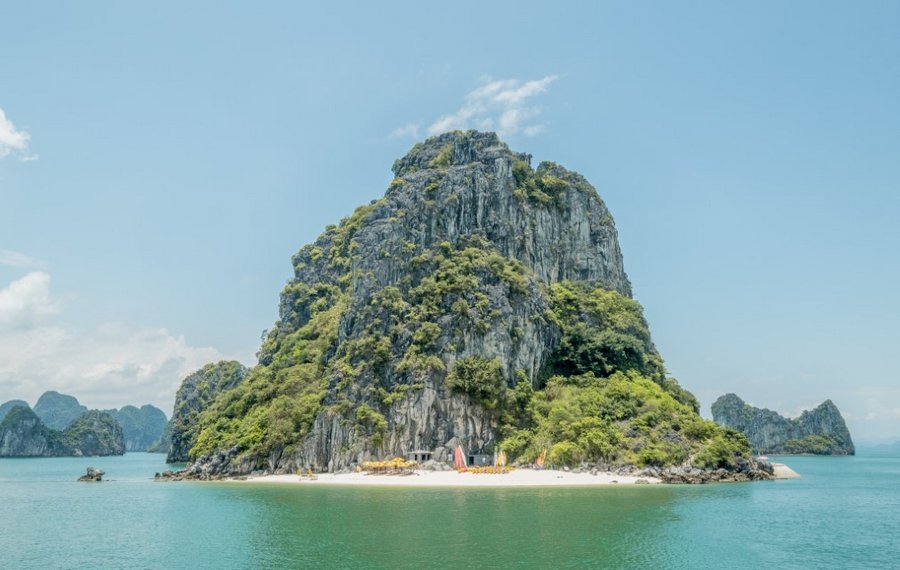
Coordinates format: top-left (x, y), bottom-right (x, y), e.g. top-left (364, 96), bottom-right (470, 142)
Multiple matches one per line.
top-left (78, 467), bottom-right (105, 482)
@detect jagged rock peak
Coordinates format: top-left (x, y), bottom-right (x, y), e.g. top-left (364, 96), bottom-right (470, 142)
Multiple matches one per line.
top-left (289, 130), bottom-right (632, 308)
top-left (392, 130), bottom-right (530, 177)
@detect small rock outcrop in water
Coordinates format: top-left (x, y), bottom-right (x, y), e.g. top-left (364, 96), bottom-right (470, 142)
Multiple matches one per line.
top-left (711, 394), bottom-right (855, 455)
top-left (78, 467), bottom-right (104, 482)
top-left (166, 361), bottom-right (248, 463)
top-left (166, 131), bottom-right (771, 481)
top-left (0, 406), bottom-right (125, 457)
top-left (33, 391), bottom-right (88, 430)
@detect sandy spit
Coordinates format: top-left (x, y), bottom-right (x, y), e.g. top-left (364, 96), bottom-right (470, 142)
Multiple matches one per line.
top-left (771, 463), bottom-right (801, 479)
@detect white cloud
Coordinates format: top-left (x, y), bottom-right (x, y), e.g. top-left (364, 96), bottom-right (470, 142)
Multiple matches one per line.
top-left (0, 108), bottom-right (34, 160)
top-left (426, 75), bottom-right (558, 138)
top-left (0, 271), bottom-right (60, 329)
top-left (0, 249), bottom-right (47, 269)
top-left (0, 272), bottom-right (236, 414)
top-left (390, 122), bottom-right (420, 139)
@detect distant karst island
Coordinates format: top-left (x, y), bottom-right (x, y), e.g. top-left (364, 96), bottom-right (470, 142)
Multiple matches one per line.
top-left (0, 391), bottom-right (167, 457)
top-left (712, 393), bottom-right (854, 455)
top-left (158, 130), bottom-right (775, 484)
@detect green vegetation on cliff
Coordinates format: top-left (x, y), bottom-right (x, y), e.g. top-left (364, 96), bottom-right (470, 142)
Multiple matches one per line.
top-left (192, 302), bottom-right (342, 460)
top-left (168, 361), bottom-right (249, 462)
top-left (546, 281), bottom-right (664, 382)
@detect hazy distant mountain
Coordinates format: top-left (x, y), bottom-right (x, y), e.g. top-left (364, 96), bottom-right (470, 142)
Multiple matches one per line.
top-left (103, 405), bottom-right (168, 452)
top-left (0, 400), bottom-right (30, 422)
top-left (33, 391), bottom-right (88, 430)
top-left (0, 406), bottom-right (124, 457)
top-left (5, 391), bottom-right (167, 452)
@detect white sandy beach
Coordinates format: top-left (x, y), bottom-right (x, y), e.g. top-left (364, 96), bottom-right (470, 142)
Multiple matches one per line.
top-left (243, 469), bottom-right (661, 487)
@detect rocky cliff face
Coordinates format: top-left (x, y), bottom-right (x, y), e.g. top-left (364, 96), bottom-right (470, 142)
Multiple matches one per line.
top-left (0, 406), bottom-right (125, 457)
top-left (180, 131), bottom-right (761, 478)
top-left (0, 406), bottom-right (66, 456)
top-left (711, 394), bottom-right (854, 455)
top-left (166, 361), bottom-right (248, 462)
top-left (33, 391), bottom-right (87, 430)
top-left (103, 405), bottom-right (167, 452)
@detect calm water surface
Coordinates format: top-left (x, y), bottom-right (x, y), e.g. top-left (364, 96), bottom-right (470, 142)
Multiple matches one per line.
top-left (1, 452), bottom-right (897, 569)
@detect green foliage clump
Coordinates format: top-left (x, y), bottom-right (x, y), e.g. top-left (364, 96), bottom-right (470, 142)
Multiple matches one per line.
top-left (549, 441), bottom-right (579, 466)
top-left (499, 371), bottom-right (751, 469)
top-left (693, 429), bottom-right (751, 469)
top-left (781, 434), bottom-right (843, 455)
top-left (660, 377), bottom-right (701, 414)
top-left (61, 410), bottom-right (124, 455)
top-left (547, 281), bottom-right (665, 382)
top-left (429, 144), bottom-right (453, 168)
top-left (446, 356), bottom-right (505, 409)
top-left (511, 160), bottom-right (603, 207)
top-left (511, 159), bottom-right (573, 206)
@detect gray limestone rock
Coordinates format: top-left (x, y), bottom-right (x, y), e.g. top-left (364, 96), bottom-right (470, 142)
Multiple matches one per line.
top-left (78, 467), bottom-right (104, 482)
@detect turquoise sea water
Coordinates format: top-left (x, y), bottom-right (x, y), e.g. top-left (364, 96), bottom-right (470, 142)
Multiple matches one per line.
top-left (1, 452), bottom-right (898, 569)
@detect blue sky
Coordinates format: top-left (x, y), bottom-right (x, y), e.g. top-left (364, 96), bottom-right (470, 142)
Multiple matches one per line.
top-left (1, 1), bottom-right (898, 441)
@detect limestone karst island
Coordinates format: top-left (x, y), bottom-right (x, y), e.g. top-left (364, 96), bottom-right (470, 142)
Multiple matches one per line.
top-left (156, 131), bottom-right (774, 485)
